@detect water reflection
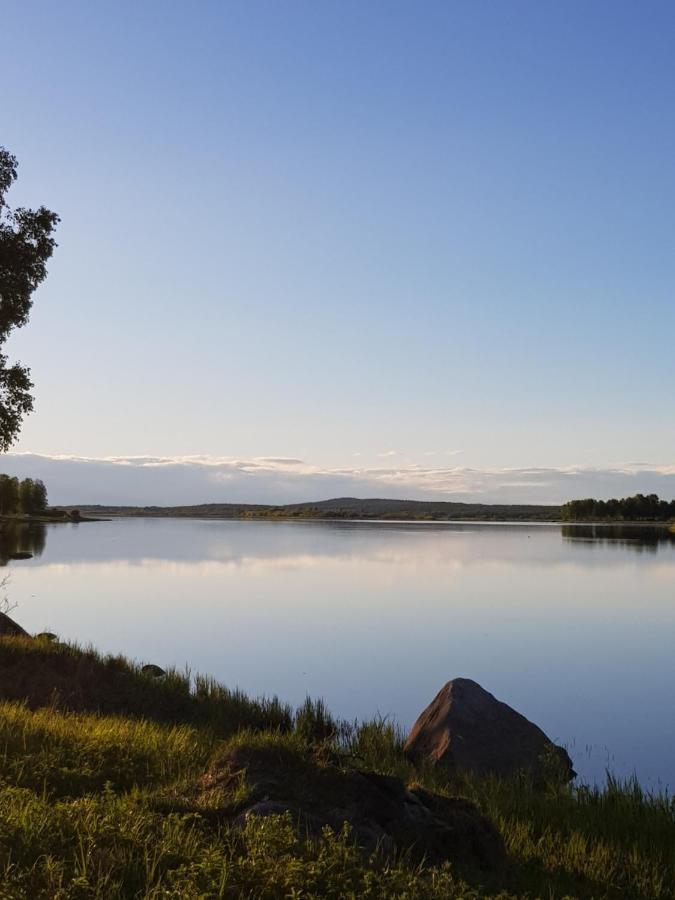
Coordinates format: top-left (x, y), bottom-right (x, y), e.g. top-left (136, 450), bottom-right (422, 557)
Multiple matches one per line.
top-left (4, 519), bottom-right (675, 569)
top-left (562, 524), bottom-right (675, 552)
top-left (0, 523), bottom-right (46, 565)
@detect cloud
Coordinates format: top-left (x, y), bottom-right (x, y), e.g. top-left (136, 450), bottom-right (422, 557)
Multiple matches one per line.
top-left (1, 452), bottom-right (675, 506)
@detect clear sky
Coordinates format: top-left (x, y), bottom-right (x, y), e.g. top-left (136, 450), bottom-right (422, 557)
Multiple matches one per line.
top-left (3, 1), bottom-right (675, 503)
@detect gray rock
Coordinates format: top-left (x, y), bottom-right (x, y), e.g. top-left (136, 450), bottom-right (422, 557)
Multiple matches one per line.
top-left (235, 800), bottom-right (332, 839)
top-left (404, 678), bottom-right (574, 780)
top-left (0, 612), bottom-right (31, 638)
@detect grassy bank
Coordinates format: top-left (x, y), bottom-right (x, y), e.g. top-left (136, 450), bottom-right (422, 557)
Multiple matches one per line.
top-left (0, 636), bottom-right (673, 898)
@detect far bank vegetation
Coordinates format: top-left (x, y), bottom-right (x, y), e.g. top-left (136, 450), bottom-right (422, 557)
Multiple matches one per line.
top-left (0, 475), bottom-right (47, 516)
top-left (561, 493), bottom-right (675, 522)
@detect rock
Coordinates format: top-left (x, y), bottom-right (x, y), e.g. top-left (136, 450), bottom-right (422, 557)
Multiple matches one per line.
top-left (142, 664), bottom-right (166, 677)
top-left (404, 678), bottom-right (574, 781)
top-left (188, 742), bottom-right (505, 871)
top-left (234, 800), bottom-right (333, 839)
top-left (0, 612), bottom-right (31, 638)
top-left (9, 552), bottom-right (33, 560)
top-left (406, 787), bottom-right (504, 870)
top-left (235, 799), bottom-right (298, 824)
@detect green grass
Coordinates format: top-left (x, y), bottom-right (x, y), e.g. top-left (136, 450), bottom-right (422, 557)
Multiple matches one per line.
top-left (0, 635), bottom-right (673, 898)
top-left (0, 636), bottom-right (293, 734)
top-left (0, 702), bottom-right (211, 797)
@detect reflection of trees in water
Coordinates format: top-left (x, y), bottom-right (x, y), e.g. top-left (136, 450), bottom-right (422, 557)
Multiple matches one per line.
top-left (0, 523), bottom-right (47, 566)
top-left (562, 524), bottom-right (675, 553)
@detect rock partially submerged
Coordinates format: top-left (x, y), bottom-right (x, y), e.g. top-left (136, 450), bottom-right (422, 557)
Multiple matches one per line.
top-left (185, 742), bottom-right (504, 871)
top-left (404, 678), bottom-right (574, 781)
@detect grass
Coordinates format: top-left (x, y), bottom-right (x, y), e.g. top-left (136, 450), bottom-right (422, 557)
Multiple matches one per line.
top-left (0, 702), bottom-right (211, 797)
top-left (0, 635), bottom-right (673, 898)
top-left (0, 636), bottom-right (293, 734)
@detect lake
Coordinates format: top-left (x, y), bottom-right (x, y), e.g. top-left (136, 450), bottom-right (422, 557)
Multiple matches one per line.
top-left (3, 517), bottom-right (675, 790)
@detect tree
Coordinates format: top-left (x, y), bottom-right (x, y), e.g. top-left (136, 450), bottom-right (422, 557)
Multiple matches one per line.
top-left (32, 478), bottom-right (47, 512)
top-left (561, 493), bottom-right (675, 522)
top-left (0, 147), bottom-right (59, 451)
top-left (19, 478), bottom-right (36, 514)
top-left (0, 474), bottom-right (19, 514)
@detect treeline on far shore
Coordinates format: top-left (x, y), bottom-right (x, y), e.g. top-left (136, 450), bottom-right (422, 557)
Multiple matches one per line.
top-left (61, 497), bottom-right (561, 521)
top-left (0, 475), bottom-right (48, 516)
top-left (561, 493), bottom-right (675, 522)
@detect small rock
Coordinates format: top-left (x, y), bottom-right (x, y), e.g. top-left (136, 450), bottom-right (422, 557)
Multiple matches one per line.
top-left (404, 678), bottom-right (574, 780)
top-left (142, 664), bottom-right (166, 677)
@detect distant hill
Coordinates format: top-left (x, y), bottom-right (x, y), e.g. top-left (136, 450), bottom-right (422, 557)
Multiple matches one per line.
top-left (62, 497), bottom-right (562, 521)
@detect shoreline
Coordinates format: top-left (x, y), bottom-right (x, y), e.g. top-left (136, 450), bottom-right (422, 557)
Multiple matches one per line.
top-left (0, 622), bottom-right (673, 896)
top-left (0, 512), bottom-right (105, 524)
top-left (50, 508), bottom-right (675, 527)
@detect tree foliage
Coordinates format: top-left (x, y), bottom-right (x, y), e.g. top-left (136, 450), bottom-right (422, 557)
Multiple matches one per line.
top-left (0, 474), bottom-right (47, 514)
top-left (561, 493), bottom-right (675, 522)
top-left (0, 474), bottom-right (19, 514)
top-left (0, 147), bottom-right (59, 450)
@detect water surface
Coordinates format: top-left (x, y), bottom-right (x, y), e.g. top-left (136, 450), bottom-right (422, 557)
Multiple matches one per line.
top-left (4, 518), bottom-right (675, 790)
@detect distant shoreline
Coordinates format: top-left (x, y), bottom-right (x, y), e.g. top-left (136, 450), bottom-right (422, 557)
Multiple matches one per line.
top-left (58, 497), bottom-right (562, 523)
top-left (0, 512), bottom-right (103, 525)
top-left (52, 498), bottom-right (675, 526)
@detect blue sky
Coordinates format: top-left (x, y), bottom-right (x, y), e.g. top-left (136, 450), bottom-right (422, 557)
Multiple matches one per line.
top-left (3, 1), bottom-right (675, 503)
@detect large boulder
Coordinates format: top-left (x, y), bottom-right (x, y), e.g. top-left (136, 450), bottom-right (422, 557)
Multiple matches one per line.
top-left (404, 678), bottom-right (574, 780)
top-left (0, 612), bottom-right (31, 638)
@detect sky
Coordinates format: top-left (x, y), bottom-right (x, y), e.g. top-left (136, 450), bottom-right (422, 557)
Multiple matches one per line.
top-left (2, 1), bottom-right (675, 505)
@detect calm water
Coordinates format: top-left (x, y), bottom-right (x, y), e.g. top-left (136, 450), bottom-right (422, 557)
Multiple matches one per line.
top-left (4, 518), bottom-right (675, 790)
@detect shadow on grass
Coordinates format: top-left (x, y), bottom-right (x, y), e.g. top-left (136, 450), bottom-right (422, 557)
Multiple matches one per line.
top-left (0, 636), bottom-right (292, 736)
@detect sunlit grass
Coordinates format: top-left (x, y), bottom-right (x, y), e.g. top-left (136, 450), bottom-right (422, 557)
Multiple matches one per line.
top-left (0, 701), bottom-right (213, 797)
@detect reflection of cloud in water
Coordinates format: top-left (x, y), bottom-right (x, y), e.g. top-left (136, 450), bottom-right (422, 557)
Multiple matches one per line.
top-left (28, 551), bottom-right (675, 583)
top-left (24, 519), bottom-right (675, 573)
